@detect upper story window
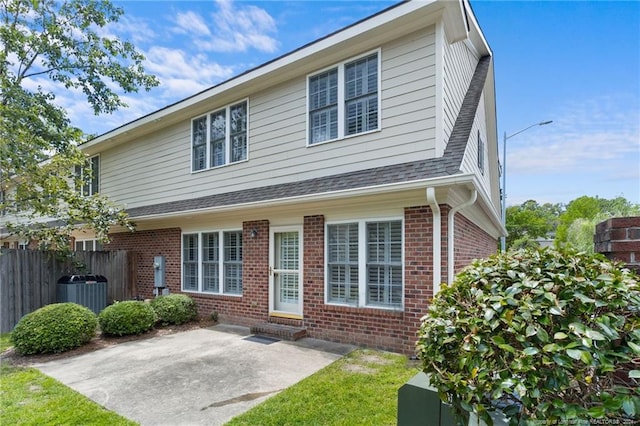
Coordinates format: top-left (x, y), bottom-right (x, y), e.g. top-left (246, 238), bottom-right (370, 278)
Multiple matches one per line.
top-left (192, 100), bottom-right (248, 172)
top-left (308, 50), bottom-right (380, 145)
top-left (75, 155), bottom-right (99, 196)
top-left (477, 130), bottom-right (485, 174)
top-left (326, 218), bottom-right (403, 309)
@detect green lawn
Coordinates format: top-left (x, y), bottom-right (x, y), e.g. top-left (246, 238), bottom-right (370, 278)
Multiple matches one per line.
top-left (0, 363), bottom-right (138, 425)
top-left (0, 333), bottom-right (11, 352)
top-left (0, 333), bottom-right (416, 426)
top-left (226, 349), bottom-right (418, 426)
top-left (1, 333), bottom-right (138, 426)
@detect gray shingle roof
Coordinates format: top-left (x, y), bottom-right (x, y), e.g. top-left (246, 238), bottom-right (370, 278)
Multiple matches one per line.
top-left (127, 55), bottom-right (492, 219)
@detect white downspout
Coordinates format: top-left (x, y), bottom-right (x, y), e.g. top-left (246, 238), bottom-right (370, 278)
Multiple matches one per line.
top-left (426, 188), bottom-right (442, 296)
top-left (447, 189), bottom-right (477, 284)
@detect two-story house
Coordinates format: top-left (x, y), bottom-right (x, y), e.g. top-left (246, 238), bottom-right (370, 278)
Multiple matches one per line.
top-left (75, 0), bottom-right (503, 354)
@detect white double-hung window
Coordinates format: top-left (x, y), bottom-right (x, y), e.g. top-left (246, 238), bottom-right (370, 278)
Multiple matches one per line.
top-left (182, 230), bottom-right (243, 295)
top-left (308, 50), bottom-right (380, 145)
top-left (74, 155), bottom-right (99, 196)
top-left (326, 219), bottom-right (403, 309)
top-left (192, 100), bottom-right (248, 172)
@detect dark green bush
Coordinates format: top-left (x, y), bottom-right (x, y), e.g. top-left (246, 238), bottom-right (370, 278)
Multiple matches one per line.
top-left (11, 303), bottom-right (97, 355)
top-left (417, 247), bottom-right (640, 423)
top-left (98, 301), bottom-right (156, 336)
top-left (150, 294), bottom-right (198, 325)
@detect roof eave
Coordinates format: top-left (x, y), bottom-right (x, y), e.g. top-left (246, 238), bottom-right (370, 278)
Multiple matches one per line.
top-left (81, 0), bottom-right (469, 153)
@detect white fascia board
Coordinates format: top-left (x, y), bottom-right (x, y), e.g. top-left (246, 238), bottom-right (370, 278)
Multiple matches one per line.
top-left (442, 0), bottom-right (469, 44)
top-left (82, 0), bottom-right (456, 152)
top-left (129, 173), bottom-right (478, 222)
top-left (464, 0), bottom-right (492, 56)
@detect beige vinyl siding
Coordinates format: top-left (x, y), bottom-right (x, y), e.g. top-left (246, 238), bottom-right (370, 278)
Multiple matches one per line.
top-left (98, 27), bottom-right (437, 210)
top-left (459, 91), bottom-right (491, 197)
top-left (442, 40), bottom-right (479, 150)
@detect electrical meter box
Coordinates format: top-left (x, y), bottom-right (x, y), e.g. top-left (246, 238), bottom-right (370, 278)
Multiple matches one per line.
top-left (153, 256), bottom-right (165, 288)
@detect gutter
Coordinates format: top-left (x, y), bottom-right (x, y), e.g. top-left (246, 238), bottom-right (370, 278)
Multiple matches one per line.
top-left (425, 187), bottom-right (442, 296)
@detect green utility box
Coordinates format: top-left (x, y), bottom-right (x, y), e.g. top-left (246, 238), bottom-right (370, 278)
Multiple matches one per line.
top-left (398, 372), bottom-right (510, 426)
top-left (57, 274), bottom-right (108, 315)
top-left (397, 372), bottom-right (456, 426)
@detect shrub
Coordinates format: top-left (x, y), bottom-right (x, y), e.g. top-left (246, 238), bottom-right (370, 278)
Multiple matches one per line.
top-left (98, 301), bottom-right (156, 336)
top-left (150, 294), bottom-right (198, 326)
top-left (11, 303), bottom-right (97, 355)
top-left (416, 247), bottom-right (640, 423)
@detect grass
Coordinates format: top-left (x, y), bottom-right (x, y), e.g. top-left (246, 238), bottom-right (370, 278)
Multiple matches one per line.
top-left (0, 332), bottom-right (416, 426)
top-left (0, 332), bottom-right (137, 426)
top-left (0, 333), bottom-right (11, 352)
top-left (0, 363), bottom-right (138, 425)
top-left (226, 349), bottom-right (418, 426)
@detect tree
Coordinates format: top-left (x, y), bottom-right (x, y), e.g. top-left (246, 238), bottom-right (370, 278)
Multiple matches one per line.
top-left (0, 0), bottom-right (158, 251)
top-left (505, 200), bottom-right (559, 249)
top-left (556, 196), bottom-right (640, 250)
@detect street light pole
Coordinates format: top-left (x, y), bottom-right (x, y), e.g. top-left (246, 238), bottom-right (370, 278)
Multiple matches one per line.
top-left (500, 120), bottom-right (553, 252)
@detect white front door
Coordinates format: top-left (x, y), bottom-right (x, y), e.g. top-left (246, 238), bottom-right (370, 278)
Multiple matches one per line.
top-left (269, 227), bottom-right (303, 317)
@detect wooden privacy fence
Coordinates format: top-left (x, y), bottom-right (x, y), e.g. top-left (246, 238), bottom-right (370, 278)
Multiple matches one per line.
top-left (0, 249), bottom-right (136, 333)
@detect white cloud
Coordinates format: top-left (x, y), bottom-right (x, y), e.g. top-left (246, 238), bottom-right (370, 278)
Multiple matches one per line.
top-left (508, 95), bottom-right (640, 176)
top-left (144, 46), bottom-right (234, 94)
top-left (173, 0), bottom-right (278, 53)
top-left (173, 11), bottom-right (211, 37)
top-left (97, 14), bottom-right (156, 45)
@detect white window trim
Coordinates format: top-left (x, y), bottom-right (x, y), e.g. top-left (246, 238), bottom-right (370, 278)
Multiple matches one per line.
top-left (477, 130), bottom-right (485, 175)
top-left (181, 229), bottom-right (243, 296)
top-left (190, 98), bottom-right (250, 173)
top-left (75, 239), bottom-right (102, 251)
top-left (76, 155), bottom-right (100, 196)
top-left (324, 217), bottom-right (404, 310)
top-left (306, 49), bottom-right (382, 147)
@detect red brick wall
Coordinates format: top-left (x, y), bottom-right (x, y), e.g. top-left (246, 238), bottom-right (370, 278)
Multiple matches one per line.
top-left (300, 208), bottom-right (436, 354)
top-left (595, 217), bottom-right (640, 274)
top-left (453, 212), bottom-right (497, 274)
top-left (106, 228), bottom-right (182, 299)
top-left (182, 220), bottom-right (271, 325)
top-left (105, 207), bottom-right (496, 355)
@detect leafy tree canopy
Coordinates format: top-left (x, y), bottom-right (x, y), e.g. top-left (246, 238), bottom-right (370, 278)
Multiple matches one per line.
top-left (556, 196), bottom-right (640, 252)
top-left (505, 196), bottom-right (639, 252)
top-left (505, 200), bottom-right (559, 249)
top-left (0, 0), bottom-right (158, 251)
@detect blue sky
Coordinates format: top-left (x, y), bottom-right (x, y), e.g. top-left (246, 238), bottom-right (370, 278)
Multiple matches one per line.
top-left (56, 0), bottom-right (639, 206)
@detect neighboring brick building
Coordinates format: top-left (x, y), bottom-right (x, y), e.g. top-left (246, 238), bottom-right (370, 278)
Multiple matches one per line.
top-left (595, 217), bottom-right (640, 274)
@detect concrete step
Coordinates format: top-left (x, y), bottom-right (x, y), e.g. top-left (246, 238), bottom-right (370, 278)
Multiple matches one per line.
top-left (250, 322), bottom-right (307, 341)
